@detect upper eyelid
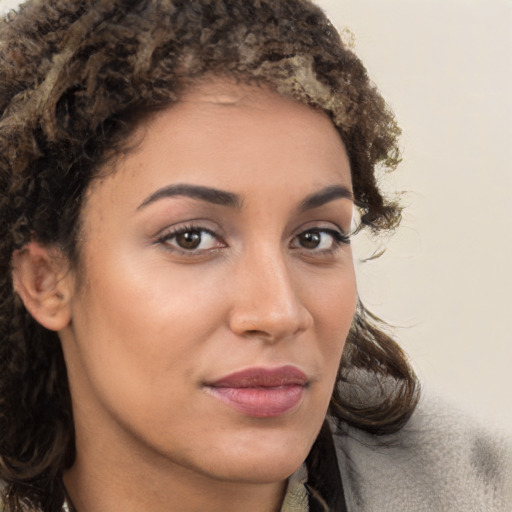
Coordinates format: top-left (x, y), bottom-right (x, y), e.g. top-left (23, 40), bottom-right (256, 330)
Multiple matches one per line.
top-left (161, 224), bottom-right (216, 236)
top-left (293, 221), bottom-right (350, 237)
top-left (156, 221), bottom-right (223, 240)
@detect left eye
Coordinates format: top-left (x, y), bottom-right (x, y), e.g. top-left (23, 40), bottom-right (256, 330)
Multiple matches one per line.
top-left (292, 229), bottom-right (348, 250)
top-left (159, 227), bottom-right (222, 251)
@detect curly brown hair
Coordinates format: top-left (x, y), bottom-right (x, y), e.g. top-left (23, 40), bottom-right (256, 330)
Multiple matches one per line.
top-left (0, 0), bottom-right (419, 510)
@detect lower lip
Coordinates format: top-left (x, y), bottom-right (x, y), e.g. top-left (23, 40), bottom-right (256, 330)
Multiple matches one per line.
top-left (206, 385), bottom-right (305, 418)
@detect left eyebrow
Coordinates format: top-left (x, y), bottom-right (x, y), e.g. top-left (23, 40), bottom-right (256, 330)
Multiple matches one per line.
top-left (298, 185), bottom-right (353, 211)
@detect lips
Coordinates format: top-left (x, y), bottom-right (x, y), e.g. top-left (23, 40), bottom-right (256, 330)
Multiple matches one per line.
top-left (204, 366), bottom-right (307, 418)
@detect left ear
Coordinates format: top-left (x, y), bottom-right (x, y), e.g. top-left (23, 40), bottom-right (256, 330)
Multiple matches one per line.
top-left (11, 242), bottom-right (74, 332)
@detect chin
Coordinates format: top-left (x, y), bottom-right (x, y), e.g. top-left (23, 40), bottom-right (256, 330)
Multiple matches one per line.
top-left (191, 427), bottom-right (316, 484)
top-left (205, 452), bottom-right (306, 485)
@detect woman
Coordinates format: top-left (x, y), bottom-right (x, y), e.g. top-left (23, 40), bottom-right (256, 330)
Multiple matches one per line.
top-left (0, 1), bottom-right (509, 511)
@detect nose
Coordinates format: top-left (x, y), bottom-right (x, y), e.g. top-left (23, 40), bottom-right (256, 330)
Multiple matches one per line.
top-left (227, 248), bottom-right (313, 342)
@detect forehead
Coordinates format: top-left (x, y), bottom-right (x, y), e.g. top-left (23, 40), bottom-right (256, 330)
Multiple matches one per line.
top-left (84, 80), bottom-right (351, 218)
top-left (132, 79), bottom-right (348, 174)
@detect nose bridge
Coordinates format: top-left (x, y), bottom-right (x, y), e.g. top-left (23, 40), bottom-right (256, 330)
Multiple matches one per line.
top-left (228, 242), bottom-right (311, 340)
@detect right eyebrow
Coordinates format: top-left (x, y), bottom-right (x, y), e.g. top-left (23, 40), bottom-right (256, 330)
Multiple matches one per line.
top-left (137, 183), bottom-right (243, 211)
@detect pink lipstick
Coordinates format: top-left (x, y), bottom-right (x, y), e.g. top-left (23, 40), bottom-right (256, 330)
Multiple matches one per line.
top-left (205, 366), bottom-right (307, 418)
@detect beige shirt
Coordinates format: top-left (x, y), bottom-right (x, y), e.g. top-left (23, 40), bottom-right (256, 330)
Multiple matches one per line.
top-left (280, 464), bottom-right (309, 512)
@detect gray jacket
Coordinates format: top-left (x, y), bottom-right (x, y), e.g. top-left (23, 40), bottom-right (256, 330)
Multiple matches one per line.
top-left (336, 394), bottom-right (512, 512)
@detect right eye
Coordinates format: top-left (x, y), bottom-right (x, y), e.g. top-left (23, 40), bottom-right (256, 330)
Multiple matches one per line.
top-left (157, 226), bottom-right (225, 253)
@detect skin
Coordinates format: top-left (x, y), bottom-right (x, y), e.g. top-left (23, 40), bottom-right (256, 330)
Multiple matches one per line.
top-left (53, 81), bottom-right (357, 512)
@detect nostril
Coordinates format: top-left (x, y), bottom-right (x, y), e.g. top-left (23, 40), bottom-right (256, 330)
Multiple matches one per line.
top-left (245, 329), bottom-right (268, 338)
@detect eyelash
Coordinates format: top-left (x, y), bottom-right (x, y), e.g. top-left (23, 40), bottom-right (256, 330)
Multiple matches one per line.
top-left (156, 224), bottom-right (224, 254)
top-left (156, 224), bottom-right (350, 256)
top-left (293, 228), bottom-right (351, 251)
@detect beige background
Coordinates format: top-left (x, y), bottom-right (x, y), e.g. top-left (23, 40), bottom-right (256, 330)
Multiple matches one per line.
top-left (2, 0), bottom-right (511, 430)
top-left (316, 0), bottom-right (512, 431)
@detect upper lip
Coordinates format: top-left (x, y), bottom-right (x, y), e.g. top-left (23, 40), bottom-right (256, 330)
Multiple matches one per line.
top-left (206, 365), bottom-right (308, 388)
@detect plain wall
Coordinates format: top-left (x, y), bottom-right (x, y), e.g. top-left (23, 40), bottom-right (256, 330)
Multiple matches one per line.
top-left (1, 0), bottom-right (511, 430)
top-left (317, 0), bottom-right (512, 431)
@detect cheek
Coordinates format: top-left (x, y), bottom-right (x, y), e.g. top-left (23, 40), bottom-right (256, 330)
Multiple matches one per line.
top-left (308, 261), bottom-right (357, 333)
top-left (68, 243), bottom-right (233, 389)
top-left (317, 269), bottom-right (356, 371)
top-left (67, 254), bottom-right (197, 411)
top-left (296, 259), bottom-right (356, 392)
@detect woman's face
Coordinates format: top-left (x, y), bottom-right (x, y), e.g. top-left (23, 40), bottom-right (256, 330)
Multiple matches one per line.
top-left (60, 81), bottom-right (356, 486)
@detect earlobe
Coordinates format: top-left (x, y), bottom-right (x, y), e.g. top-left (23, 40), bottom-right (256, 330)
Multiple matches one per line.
top-left (11, 242), bottom-right (73, 332)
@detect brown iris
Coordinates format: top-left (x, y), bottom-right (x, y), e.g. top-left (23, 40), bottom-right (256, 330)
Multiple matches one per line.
top-left (176, 231), bottom-right (202, 250)
top-left (298, 231), bottom-right (321, 249)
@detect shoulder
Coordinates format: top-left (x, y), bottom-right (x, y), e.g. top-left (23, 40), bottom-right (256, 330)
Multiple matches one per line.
top-left (334, 393), bottom-right (512, 512)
